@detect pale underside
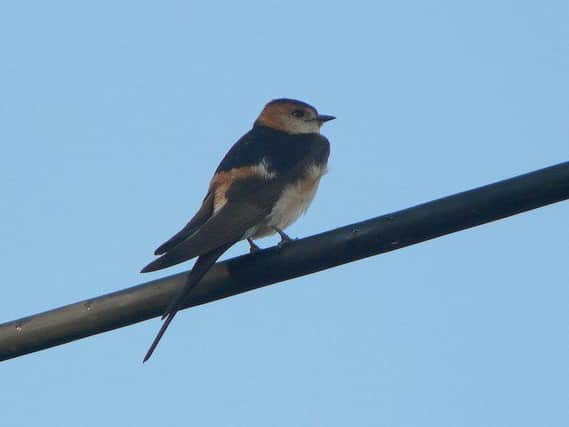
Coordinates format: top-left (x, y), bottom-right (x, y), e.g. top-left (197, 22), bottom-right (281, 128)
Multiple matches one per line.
top-left (244, 163), bottom-right (327, 239)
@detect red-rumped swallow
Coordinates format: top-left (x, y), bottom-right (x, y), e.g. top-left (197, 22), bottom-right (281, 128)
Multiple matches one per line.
top-left (141, 98), bottom-right (335, 362)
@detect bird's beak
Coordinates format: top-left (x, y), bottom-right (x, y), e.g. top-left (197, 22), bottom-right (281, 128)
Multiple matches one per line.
top-left (317, 114), bottom-right (336, 123)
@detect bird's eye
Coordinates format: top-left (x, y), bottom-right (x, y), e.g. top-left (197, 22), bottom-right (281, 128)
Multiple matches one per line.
top-left (291, 109), bottom-right (305, 118)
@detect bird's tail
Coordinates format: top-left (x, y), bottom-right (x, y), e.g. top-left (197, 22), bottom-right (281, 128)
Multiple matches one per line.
top-left (142, 241), bottom-right (235, 363)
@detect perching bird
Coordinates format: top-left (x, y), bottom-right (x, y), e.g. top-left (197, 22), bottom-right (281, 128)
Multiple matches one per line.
top-left (141, 98), bottom-right (335, 362)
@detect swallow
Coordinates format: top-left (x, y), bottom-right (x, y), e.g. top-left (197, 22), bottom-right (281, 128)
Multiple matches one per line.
top-left (141, 98), bottom-right (335, 362)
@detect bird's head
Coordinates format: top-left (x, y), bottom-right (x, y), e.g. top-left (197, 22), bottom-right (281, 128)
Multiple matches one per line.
top-left (255, 98), bottom-right (335, 134)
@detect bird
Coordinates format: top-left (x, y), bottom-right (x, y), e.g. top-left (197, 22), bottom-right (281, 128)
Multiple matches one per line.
top-left (140, 98), bottom-right (335, 362)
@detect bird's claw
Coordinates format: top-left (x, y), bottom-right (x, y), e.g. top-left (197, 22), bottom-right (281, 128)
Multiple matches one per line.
top-left (247, 238), bottom-right (262, 254)
top-left (272, 227), bottom-right (295, 248)
top-left (277, 238), bottom-right (295, 249)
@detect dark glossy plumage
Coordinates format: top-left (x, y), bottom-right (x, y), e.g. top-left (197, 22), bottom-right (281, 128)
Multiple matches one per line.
top-left (141, 98), bottom-right (333, 362)
top-left (141, 126), bottom-right (329, 273)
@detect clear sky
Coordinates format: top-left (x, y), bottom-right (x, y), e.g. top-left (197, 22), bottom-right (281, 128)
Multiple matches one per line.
top-left (1, 1), bottom-right (568, 426)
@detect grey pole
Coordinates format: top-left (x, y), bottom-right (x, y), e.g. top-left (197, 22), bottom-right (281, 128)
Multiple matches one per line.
top-left (1, 161), bottom-right (568, 362)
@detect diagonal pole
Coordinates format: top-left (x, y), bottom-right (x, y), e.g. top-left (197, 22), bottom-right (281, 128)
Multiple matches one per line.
top-left (1, 161), bottom-right (568, 362)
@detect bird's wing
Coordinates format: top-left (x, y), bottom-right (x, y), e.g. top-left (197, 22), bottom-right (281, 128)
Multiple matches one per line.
top-left (153, 190), bottom-right (215, 255)
top-left (149, 128), bottom-right (266, 258)
top-left (140, 175), bottom-right (281, 273)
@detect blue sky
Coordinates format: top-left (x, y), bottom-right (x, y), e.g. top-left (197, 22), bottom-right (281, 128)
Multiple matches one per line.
top-left (1, 1), bottom-right (568, 426)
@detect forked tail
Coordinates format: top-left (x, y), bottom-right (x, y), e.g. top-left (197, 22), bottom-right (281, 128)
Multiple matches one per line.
top-left (143, 241), bottom-right (235, 363)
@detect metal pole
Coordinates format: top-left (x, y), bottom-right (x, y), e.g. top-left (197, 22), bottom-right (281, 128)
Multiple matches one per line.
top-left (1, 161), bottom-right (568, 362)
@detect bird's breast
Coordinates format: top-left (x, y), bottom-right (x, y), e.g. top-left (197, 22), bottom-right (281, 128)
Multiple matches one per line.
top-left (256, 163), bottom-right (327, 236)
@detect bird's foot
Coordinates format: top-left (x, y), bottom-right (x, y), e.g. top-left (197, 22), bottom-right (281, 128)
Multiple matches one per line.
top-left (247, 238), bottom-right (262, 254)
top-left (272, 227), bottom-right (295, 248)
